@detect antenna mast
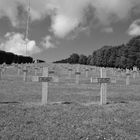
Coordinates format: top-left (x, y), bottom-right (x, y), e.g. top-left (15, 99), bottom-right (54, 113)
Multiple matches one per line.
top-left (25, 0), bottom-right (30, 57)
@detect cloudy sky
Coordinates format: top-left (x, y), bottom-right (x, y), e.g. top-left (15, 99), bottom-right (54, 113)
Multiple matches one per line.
top-left (0, 0), bottom-right (140, 62)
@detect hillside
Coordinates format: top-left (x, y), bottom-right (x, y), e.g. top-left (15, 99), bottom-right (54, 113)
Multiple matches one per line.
top-left (54, 36), bottom-right (140, 69)
top-left (0, 50), bottom-right (45, 65)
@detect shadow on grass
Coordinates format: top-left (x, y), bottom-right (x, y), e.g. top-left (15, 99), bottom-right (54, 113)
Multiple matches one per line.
top-left (106, 100), bottom-right (129, 104)
top-left (0, 101), bottom-right (20, 104)
top-left (61, 101), bottom-right (73, 104)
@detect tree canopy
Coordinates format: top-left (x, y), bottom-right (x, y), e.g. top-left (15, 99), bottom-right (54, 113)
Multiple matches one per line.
top-left (0, 50), bottom-right (45, 65)
top-left (54, 36), bottom-right (140, 69)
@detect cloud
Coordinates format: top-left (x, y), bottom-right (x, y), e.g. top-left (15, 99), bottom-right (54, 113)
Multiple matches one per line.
top-left (41, 35), bottom-right (56, 49)
top-left (102, 27), bottom-right (113, 33)
top-left (92, 0), bottom-right (135, 25)
top-left (50, 0), bottom-right (140, 37)
top-left (0, 32), bottom-right (41, 56)
top-left (51, 15), bottom-right (79, 38)
top-left (0, 0), bottom-right (140, 38)
top-left (128, 19), bottom-right (140, 36)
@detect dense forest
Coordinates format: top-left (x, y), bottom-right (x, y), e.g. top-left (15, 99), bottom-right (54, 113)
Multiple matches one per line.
top-left (0, 50), bottom-right (45, 65)
top-left (54, 36), bottom-right (140, 69)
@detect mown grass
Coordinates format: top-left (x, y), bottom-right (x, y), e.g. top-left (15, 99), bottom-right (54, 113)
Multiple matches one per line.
top-left (0, 64), bottom-right (140, 140)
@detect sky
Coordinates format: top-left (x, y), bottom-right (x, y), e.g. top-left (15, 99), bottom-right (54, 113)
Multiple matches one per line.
top-left (0, 0), bottom-right (140, 62)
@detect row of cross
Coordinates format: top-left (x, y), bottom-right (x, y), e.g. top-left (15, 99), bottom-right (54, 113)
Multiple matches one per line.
top-left (0, 63), bottom-right (139, 105)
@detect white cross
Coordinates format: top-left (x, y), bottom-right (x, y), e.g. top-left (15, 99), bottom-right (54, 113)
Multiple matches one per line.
top-left (91, 68), bottom-right (116, 105)
top-left (32, 67), bottom-right (59, 105)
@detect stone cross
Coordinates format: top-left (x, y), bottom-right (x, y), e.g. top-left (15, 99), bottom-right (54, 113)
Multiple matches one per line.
top-left (32, 67), bottom-right (54, 105)
top-left (91, 68), bottom-right (116, 105)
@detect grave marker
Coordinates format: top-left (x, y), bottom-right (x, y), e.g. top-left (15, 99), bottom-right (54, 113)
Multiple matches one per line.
top-left (100, 68), bottom-right (108, 105)
top-left (133, 66), bottom-right (137, 79)
top-left (41, 67), bottom-right (49, 105)
top-left (17, 66), bottom-right (21, 76)
top-left (1, 66), bottom-right (6, 75)
top-left (75, 65), bottom-right (80, 84)
top-left (90, 68), bottom-right (116, 105)
top-left (97, 78), bottom-right (110, 83)
top-left (126, 69), bottom-right (130, 86)
top-left (85, 68), bottom-right (89, 78)
top-left (117, 69), bottom-right (121, 80)
top-left (49, 70), bottom-right (55, 75)
top-left (68, 68), bottom-right (72, 78)
top-left (39, 76), bottom-right (52, 82)
top-left (40, 67), bottom-right (50, 105)
top-left (32, 67), bottom-right (54, 105)
top-left (23, 66), bottom-right (28, 81)
top-left (34, 67), bottom-right (38, 76)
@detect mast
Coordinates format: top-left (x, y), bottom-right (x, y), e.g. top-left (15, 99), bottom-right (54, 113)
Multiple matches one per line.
top-left (25, 0), bottom-right (30, 57)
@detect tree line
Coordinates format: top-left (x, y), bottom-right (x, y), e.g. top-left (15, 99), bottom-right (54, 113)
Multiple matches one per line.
top-left (0, 50), bottom-right (45, 65)
top-left (54, 36), bottom-right (140, 69)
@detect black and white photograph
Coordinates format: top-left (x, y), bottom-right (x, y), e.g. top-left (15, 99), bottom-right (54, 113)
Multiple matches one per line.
top-left (0, 0), bottom-right (140, 139)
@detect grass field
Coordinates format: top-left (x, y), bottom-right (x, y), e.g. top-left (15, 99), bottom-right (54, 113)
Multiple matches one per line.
top-left (0, 64), bottom-right (140, 140)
